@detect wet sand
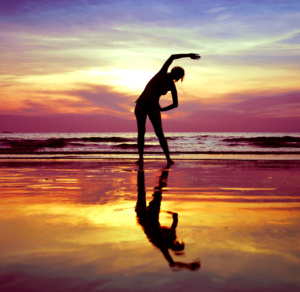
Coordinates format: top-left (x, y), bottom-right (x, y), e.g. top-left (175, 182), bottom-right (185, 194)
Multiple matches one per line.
top-left (0, 159), bottom-right (300, 292)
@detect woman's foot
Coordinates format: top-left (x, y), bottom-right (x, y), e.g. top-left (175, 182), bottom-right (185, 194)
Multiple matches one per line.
top-left (167, 159), bottom-right (174, 166)
top-left (135, 159), bottom-right (144, 166)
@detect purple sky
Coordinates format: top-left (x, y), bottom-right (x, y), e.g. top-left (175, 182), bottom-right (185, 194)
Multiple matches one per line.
top-left (0, 0), bottom-right (300, 132)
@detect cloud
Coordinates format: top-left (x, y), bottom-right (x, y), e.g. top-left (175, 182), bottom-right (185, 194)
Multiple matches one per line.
top-left (2, 83), bottom-right (300, 132)
top-left (159, 90), bottom-right (300, 132)
top-left (1, 0), bottom-right (299, 79)
top-left (64, 84), bottom-right (136, 115)
top-left (0, 0), bottom-right (96, 16)
top-left (205, 7), bottom-right (226, 13)
top-left (164, 90), bottom-right (300, 118)
top-left (0, 75), bottom-right (139, 116)
top-left (2, 91), bottom-right (300, 132)
top-left (162, 109), bottom-right (300, 132)
top-left (277, 32), bottom-right (300, 45)
top-left (0, 113), bottom-right (136, 132)
top-left (216, 14), bottom-right (232, 21)
top-left (0, 83), bottom-right (136, 117)
top-left (228, 91), bottom-right (300, 118)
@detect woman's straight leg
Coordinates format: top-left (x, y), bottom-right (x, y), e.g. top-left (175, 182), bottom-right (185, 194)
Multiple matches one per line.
top-left (134, 103), bottom-right (147, 163)
top-left (148, 108), bottom-right (173, 163)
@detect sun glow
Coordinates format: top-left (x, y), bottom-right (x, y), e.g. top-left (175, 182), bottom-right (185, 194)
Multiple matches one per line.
top-left (112, 68), bottom-right (154, 93)
top-left (74, 68), bottom-right (154, 94)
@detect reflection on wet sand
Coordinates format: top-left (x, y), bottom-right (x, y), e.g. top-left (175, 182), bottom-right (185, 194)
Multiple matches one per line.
top-left (136, 164), bottom-right (200, 271)
top-left (0, 160), bottom-right (300, 292)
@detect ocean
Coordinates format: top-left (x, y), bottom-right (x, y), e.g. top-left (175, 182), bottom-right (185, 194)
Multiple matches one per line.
top-left (1, 132), bottom-right (300, 160)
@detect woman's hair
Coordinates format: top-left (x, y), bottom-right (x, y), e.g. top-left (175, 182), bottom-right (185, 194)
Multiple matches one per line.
top-left (171, 66), bottom-right (185, 82)
top-left (171, 240), bottom-right (185, 254)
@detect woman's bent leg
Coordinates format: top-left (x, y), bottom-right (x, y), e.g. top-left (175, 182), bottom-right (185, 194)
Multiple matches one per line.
top-left (134, 103), bottom-right (147, 163)
top-left (148, 108), bottom-right (173, 163)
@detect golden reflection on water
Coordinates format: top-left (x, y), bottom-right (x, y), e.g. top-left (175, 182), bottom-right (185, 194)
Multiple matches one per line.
top-left (149, 187), bottom-right (277, 191)
top-left (0, 161), bottom-right (300, 291)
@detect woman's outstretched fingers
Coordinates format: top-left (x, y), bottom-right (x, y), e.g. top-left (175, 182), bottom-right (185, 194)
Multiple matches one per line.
top-left (190, 53), bottom-right (200, 60)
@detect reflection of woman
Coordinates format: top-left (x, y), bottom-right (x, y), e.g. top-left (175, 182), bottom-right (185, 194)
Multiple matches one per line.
top-left (135, 53), bottom-right (200, 165)
top-left (135, 164), bottom-right (200, 271)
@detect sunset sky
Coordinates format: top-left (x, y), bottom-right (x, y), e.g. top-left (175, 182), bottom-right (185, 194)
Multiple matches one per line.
top-left (0, 0), bottom-right (299, 132)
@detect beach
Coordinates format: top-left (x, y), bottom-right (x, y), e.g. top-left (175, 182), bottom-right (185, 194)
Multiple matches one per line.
top-left (1, 159), bottom-right (299, 292)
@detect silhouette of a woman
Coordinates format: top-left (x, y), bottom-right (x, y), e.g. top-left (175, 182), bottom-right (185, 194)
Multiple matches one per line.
top-left (135, 53), bottom-right (200, 165)
top-left (136, 164), bottom-right (201, 271)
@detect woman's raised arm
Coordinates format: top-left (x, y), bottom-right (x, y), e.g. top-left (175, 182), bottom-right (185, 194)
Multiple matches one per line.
top-left (159, 53), bottom-right (200, 73)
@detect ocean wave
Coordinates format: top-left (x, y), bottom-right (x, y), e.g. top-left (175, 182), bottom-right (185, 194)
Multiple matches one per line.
top-left (0, 136), bottom-right (136, 152)
top-left (146, 136), bottom-right (183, 141)
top-left (223, 136), bottom-right (300, 148)
top-left (1, 134), bottom-right (300, 156)
top-left (0, 138), bottom-right (67, 151)
top-left (73, 137), bottom-right (135, 142)
top-left (0, 136), bottom-right (179, 152)
top-left (113, 143), bottom-right (159, 149)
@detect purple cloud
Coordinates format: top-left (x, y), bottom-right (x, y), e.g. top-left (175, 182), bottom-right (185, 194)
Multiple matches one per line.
top-left (227, 91), bottom-right (300, 117)
top-left (1, 88), bottom-right (300, 132)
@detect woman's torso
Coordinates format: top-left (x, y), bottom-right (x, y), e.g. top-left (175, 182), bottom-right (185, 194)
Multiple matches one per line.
top-left (136, 72), bottom-right (173, 106)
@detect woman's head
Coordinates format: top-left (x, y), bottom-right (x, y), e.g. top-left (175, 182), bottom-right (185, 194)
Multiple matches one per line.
top-left (171, 240), bottom-right (185, 255)
top-left (170, 66), bottom-right (185, 82)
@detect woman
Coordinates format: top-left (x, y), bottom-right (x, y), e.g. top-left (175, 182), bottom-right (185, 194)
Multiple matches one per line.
top-left (134, 53), bottom-right (200, 165)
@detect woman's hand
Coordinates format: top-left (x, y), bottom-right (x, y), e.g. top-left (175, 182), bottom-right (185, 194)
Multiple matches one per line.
top-left (189, 53), bottom-right (201, 60)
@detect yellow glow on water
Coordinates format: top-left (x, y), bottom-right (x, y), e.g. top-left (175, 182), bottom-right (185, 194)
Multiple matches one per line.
top-left (220, 187), bottom-right (276, 191)
top-left (2, 194), bottom-right (299, 250)
top-left (29, 185), bottom-right (81, 189)
top-left (0, 161), bottom-right (300, 289)
top-left (148, 187), bottom-right (277, 191)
